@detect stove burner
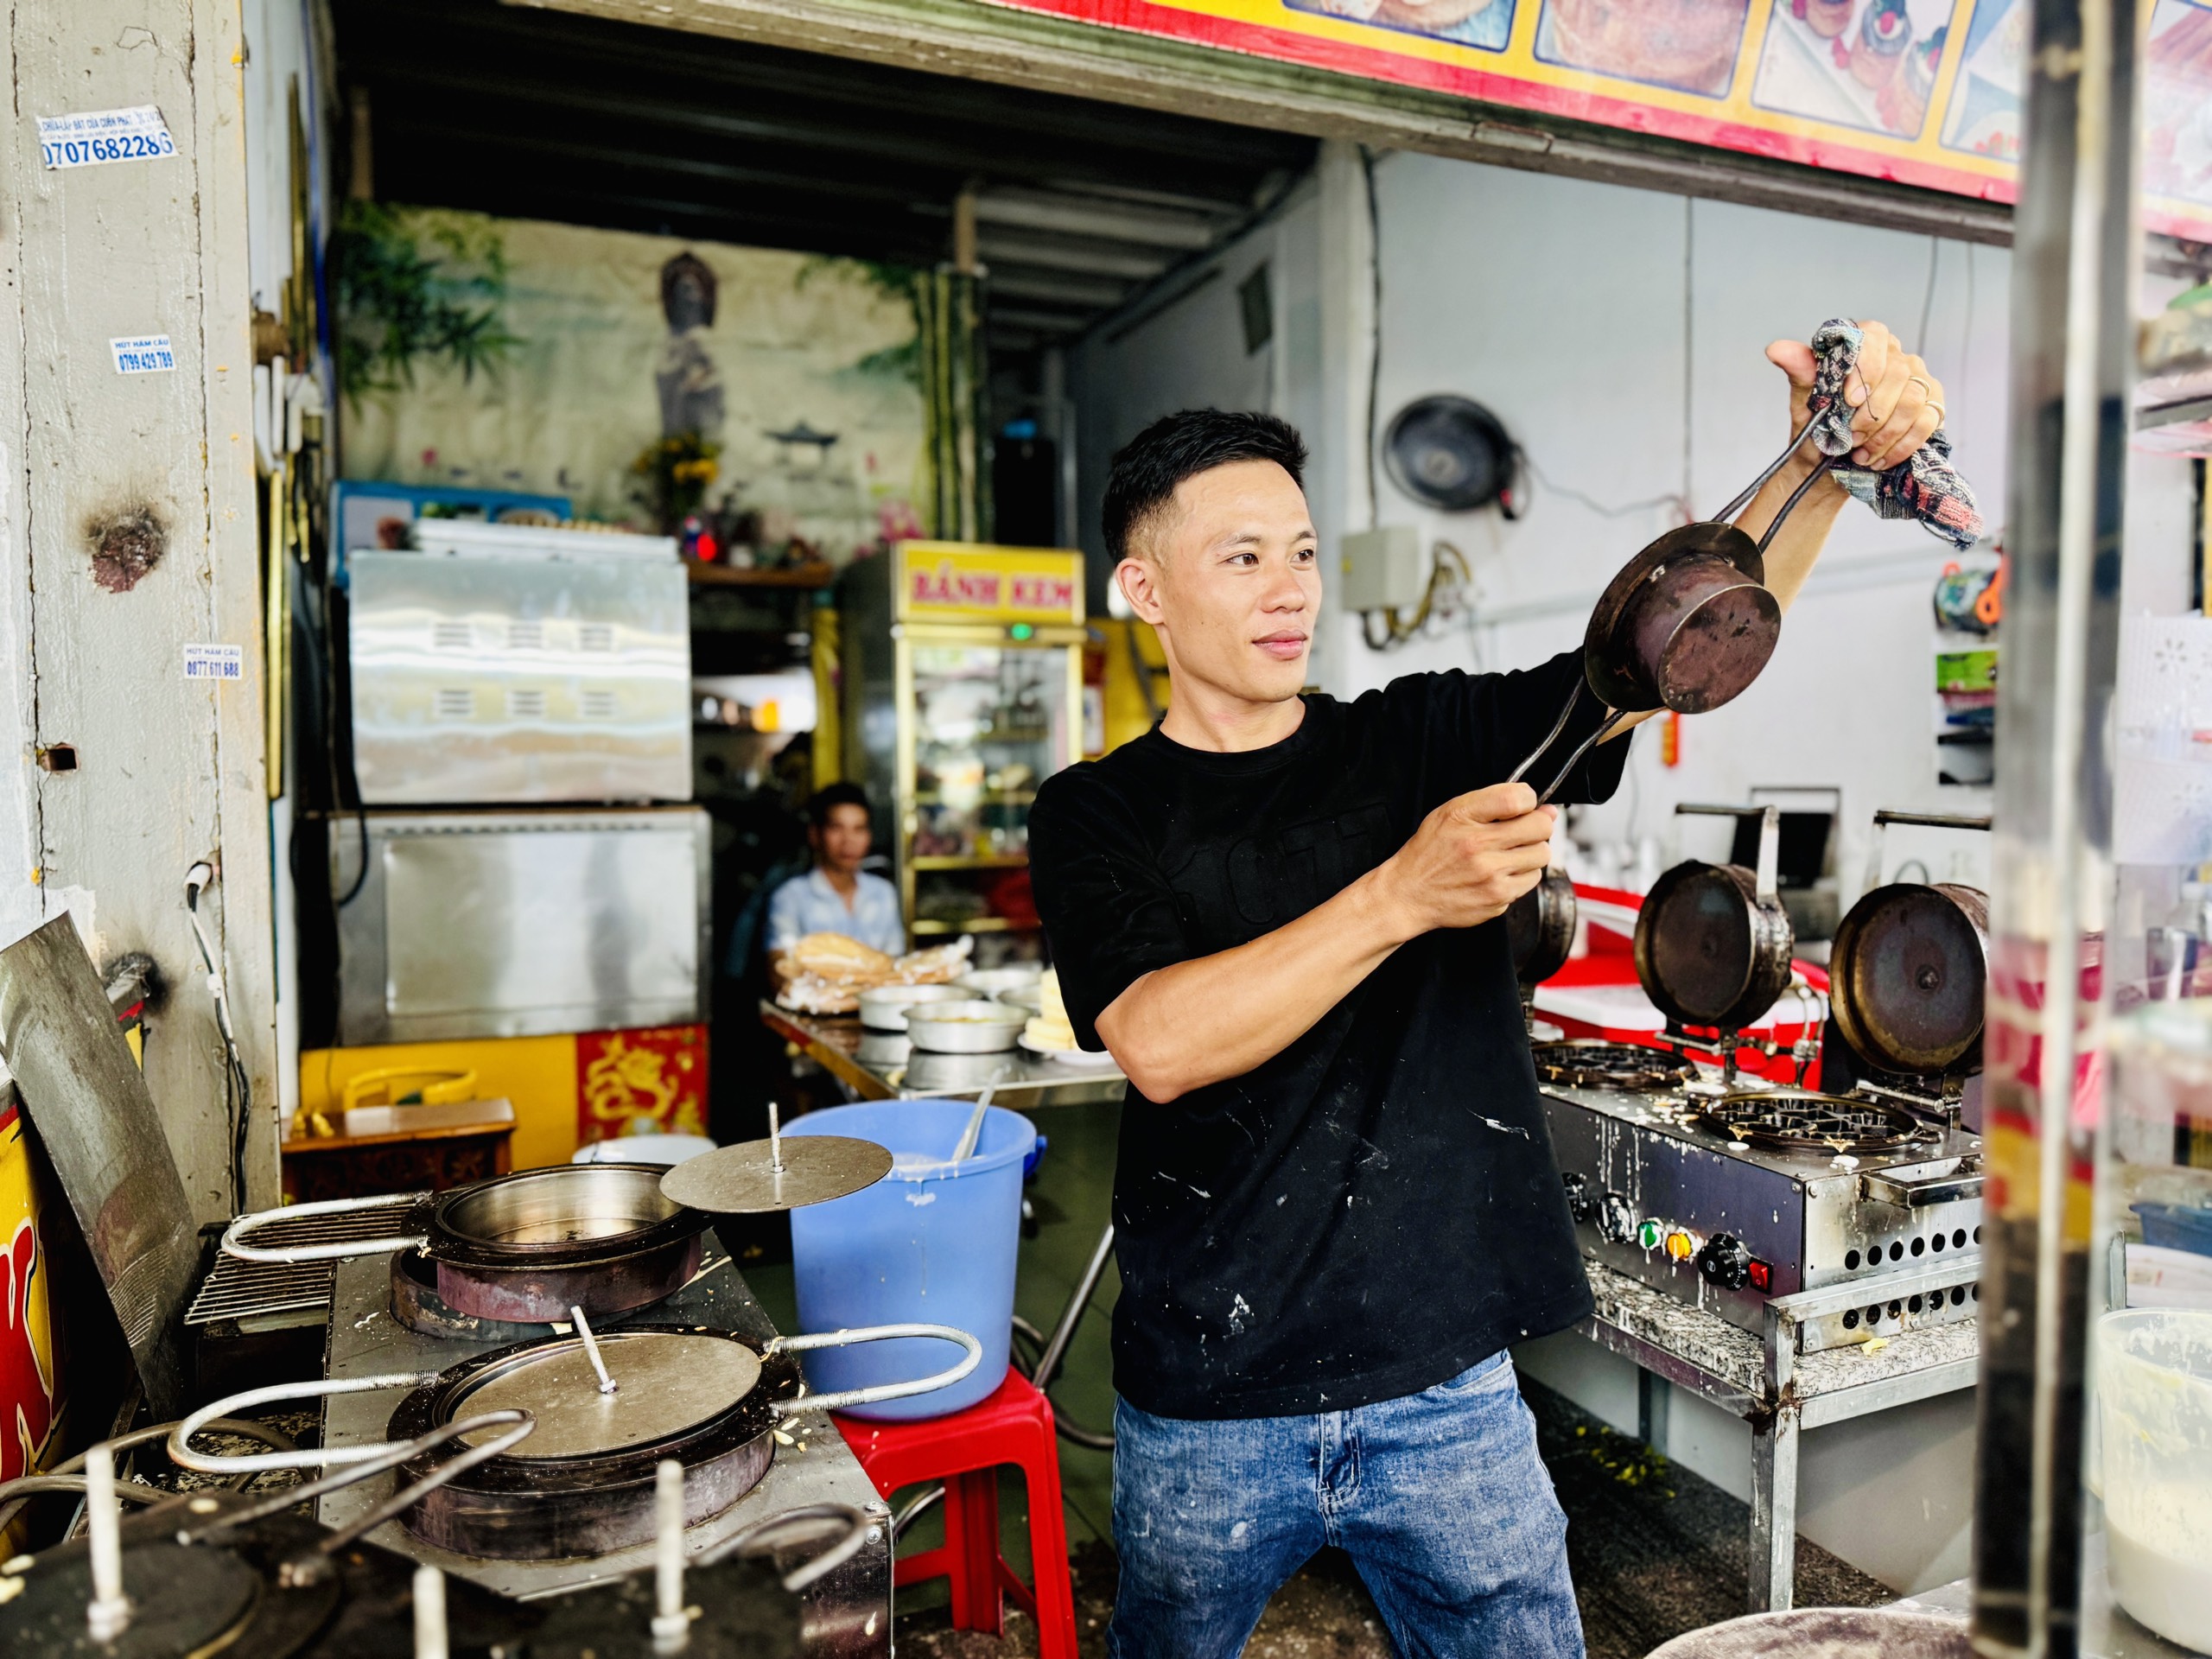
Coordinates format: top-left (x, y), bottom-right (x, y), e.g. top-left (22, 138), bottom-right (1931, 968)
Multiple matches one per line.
top-left (1533, 1042), bottom-right (1694, 1091)
top-left (1698, 1090), bottom-right (1928, 1153)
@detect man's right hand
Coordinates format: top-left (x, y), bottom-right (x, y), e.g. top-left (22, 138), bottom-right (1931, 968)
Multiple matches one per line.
top-left (1374, 783), bottom-right (1558, 938)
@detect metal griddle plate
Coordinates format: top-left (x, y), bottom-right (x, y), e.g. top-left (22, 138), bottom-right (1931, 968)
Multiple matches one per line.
top-left (457, 1331), bottom-right (764, 1459)
top-left (1700, 1089), bottom-right (1927, 1154)
top-left (660, 1135), bottom-right (893, 1214)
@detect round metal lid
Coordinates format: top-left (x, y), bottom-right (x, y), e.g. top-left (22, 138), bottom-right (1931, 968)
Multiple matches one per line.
top-left (660, 1135), bottom-right (893, 1214)
top-left (1637, 863), bottom-right (1758, 1025)
top-left (454, 1331), bottom-right (763, 1460)
top-left (1830, 882), bottom-right (1988, 1076)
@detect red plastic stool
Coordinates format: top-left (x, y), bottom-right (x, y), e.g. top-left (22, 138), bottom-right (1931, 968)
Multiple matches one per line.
top-left (835, 1369), bottom-right (1081, 1657)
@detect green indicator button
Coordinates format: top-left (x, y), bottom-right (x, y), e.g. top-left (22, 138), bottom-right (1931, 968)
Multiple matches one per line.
top-left (1637, 1219), bottom-right (1665, 1250)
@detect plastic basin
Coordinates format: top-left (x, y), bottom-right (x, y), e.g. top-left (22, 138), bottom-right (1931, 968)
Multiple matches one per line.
top-left (785, 1098), bottom-right (1037, 1421)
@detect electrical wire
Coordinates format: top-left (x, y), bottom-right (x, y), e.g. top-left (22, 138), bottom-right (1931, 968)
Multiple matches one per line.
top-left (1360, 540), bottom-right (1477, 652)
top-left (1916, 236), bottom-right (1941, 358)
top-left (186, 862), bottom-right (254, 1211)
top-left (1519, 453), bottom-right (1692, 523)
top-left (1360, 144), bottom-right (1383, 532)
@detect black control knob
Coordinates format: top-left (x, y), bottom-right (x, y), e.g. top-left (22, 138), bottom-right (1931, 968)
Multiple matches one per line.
top-left (1561, 1172), bottom-right (1595, 1224)
top-left (1598, 1192), bottom-right (1636, 1244)
top-left (1698, 1232), bottom-right (1752, 1290)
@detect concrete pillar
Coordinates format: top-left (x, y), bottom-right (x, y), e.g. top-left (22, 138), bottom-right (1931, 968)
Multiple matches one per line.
top-left (0, 0), bottom-right (279, 1217)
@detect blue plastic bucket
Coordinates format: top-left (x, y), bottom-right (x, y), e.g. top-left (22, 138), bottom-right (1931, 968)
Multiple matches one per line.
top-left (785, 1099), bottom-right (1038, 1421)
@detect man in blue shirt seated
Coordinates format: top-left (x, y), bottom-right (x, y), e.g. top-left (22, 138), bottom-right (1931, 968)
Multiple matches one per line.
top-left (766, 783), bottom-right (906, 963)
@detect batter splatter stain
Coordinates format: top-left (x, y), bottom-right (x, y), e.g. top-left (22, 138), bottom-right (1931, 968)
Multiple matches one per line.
top-left (86, 505), bottom-right (168, 592)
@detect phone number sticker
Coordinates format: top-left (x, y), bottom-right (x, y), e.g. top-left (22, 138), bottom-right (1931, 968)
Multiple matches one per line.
top-left (111, 336), bottom-right (175, 375)
top-left (182, 645), bottom-right (245, 682)
top-left (36, 105), bottom-right (177, 168)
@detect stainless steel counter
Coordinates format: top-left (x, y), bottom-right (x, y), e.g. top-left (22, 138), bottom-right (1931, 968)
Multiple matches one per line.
top-left (764, 1001), bottom-right (1127, 1107)
top-left (318, 1246), bottom-right (890, 1655)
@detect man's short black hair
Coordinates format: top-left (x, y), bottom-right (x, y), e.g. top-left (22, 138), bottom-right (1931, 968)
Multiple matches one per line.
top-left (1102, 410), bottom-right (1308, 563)
top-left (806, 781), bottom-right (872, 830)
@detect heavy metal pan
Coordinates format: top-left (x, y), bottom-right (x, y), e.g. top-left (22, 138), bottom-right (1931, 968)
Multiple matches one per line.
top-left (1510, 428), bottom-right (1835, 800)
top-left (224, 1163), bottom-right (717, 1324)
top-left (1634, 806), bottom-right (1796, 1033)
top-left (1829, 882), bottom-right (1990, 1077)
top-left (1507, 868), bottom-right (1577, 988)
top-left (385, 1320), bottom-right (979, 1560)
top-left (169, 1318), bottom-right (981, 1565)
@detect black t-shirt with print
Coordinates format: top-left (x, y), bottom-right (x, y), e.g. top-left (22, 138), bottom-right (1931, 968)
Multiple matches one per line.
top-left (1027, 650), bottom-right (1630, 1420)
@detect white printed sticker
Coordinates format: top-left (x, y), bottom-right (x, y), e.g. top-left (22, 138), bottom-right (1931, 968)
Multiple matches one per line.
top-left (183, 644), bottom-right (245, 682)
top-left (111, 335), bottom-right (175, 375)
top-left (36, 105), bottom-right (177, 169)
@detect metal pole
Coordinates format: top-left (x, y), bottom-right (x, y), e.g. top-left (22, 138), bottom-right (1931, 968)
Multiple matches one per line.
top-left (1971, 0), bottom-right (2140, 1647)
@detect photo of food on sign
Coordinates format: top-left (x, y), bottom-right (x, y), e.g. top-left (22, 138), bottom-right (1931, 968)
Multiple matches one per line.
top-left (1937, 0), bottom-right (2023, 161)
top-left (1533, 0), bottom-right (1752, 98)
top-left (1751, 0), bottom-right (1955, 139)
top-left (2145, 0), bottom-right (2212, 210)
top-left (1283, 0), bottom-right (1515, 54)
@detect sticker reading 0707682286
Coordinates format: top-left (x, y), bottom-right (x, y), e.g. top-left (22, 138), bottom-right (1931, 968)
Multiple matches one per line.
top-left (36, 106), bottom-right (177, 169)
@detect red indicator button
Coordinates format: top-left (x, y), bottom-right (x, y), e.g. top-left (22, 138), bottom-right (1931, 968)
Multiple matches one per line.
top-left (1747, 1258), bottom-right (1772, 1293)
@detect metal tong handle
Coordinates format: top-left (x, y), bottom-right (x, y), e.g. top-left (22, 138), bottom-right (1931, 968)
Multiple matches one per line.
top-left (1714, 416), bottom-right (1820, 528)
top-left (177, 1409), bottom-right (535, 1563)
top-left (1504, 682), bottom-right (1630, 807)
top-left (168, 1371), bottom-right (444, 1472)
top-left (1859, 807), bottom-right (1993, 894)
top-left (765, 1322), bottom-right (983, 1417)
top-left (221, 1191), bottom-right (432, 1263)
top-left (703, 1501), bottom-right (874, 1592)
top-left (1753, 452), bottom-right (1839, 556)
top-left (1673, 803), bottom-right (1782, 900)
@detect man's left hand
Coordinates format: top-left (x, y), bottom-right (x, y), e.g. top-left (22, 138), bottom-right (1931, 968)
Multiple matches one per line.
top-left (1764, 320), bottom-right (1946, 473)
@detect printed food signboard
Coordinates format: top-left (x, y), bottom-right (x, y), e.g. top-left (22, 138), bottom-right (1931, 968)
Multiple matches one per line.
top-left (983, 0), bottom-right (2212, 239)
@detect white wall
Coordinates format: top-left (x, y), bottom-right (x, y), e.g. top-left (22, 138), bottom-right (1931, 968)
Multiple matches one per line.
top-left (1065, 141), bottom-right (2066, 1596)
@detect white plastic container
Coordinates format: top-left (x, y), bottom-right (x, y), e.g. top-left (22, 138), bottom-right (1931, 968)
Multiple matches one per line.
top-left (2099, 1307), bottom-right (2212, 1650)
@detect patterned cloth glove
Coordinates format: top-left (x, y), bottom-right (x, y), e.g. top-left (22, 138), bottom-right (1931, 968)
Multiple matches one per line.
top-left (1803, 317), bottom-right (1984, 550)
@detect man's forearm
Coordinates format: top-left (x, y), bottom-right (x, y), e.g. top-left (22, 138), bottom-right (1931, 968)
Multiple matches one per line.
top-left (1096, 866), bottom-right (1415, 1103)
top-left (1738, 451), bottom-right (1847, 614)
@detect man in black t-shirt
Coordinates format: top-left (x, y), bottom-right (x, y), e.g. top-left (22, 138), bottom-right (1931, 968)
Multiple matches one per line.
top-left (1028, 323), bottom-right (1946, 1657)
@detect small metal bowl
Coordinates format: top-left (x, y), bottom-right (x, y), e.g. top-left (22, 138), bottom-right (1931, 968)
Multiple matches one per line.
top-left (905, 999), bottom-right (1027, 1053)
top-left (997, 985), bottom-right (1046, 1016)
top-left (858, 982), bottom-right (970, 1032)
top-left (957, 965), bottom-right (1044, 998)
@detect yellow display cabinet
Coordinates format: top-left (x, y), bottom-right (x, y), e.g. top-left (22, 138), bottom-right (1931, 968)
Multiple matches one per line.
top-left (841, 543), bottom-right (1085, 940)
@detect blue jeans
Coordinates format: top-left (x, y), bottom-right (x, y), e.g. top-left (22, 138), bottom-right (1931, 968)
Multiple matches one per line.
top-left (1108, 1352), bottom-right (1583, 1659)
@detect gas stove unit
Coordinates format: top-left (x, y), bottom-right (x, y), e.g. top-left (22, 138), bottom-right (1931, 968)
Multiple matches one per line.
top-left (1544, 1081), bottom-right (1984, 1351)
top-left (1541, 804), bottom-right (1991, 1353)
top-left (1532, 1041), bottom-right (1695, 1092)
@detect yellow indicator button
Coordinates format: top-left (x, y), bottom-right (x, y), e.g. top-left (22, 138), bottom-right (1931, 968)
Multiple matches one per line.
top-left (1665, 1230), bottom-right (1698, 1262)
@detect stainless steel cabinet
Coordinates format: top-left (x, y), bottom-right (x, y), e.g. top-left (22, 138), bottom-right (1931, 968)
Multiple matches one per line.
top-left (332, 808), bottom-right (711, 1045)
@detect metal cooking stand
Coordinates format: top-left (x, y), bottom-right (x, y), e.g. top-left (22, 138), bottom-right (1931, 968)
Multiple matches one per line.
top-left (317, 1243), bottom-right (893, 1656)
top-left (1574, 1258), bottom-right (1979, 1615)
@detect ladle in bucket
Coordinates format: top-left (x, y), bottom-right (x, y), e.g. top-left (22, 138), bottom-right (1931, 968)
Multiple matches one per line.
top-left (1510, 427), bottom-right (1837, 803)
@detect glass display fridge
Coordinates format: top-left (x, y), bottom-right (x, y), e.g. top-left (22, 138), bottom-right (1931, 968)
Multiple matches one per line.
top-left (840, 542), bottom-right (1085, 944)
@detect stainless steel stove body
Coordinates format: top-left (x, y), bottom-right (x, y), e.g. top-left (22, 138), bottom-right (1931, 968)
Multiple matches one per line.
top-left (315, 1246), bottom-right (892, 1656)
top-left (1541, 1076), bottom-right (1986, 1352)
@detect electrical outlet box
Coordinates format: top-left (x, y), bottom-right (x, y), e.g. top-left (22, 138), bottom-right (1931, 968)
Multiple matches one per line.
top-left (1338, 526), bottom-right (1426, 613)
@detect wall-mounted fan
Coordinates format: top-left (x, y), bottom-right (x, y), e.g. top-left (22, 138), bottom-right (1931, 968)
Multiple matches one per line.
top-left (1382, 395), bottom-right (1519, 516)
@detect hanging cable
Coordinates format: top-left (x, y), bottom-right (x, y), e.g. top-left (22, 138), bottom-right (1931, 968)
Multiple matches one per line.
top-left (185, 861), bottom-right (254, 1211)
top-left (1362, 541), bottom-right (1478, 651)
top-left (1360, 144), bottom-right (1383, 531)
